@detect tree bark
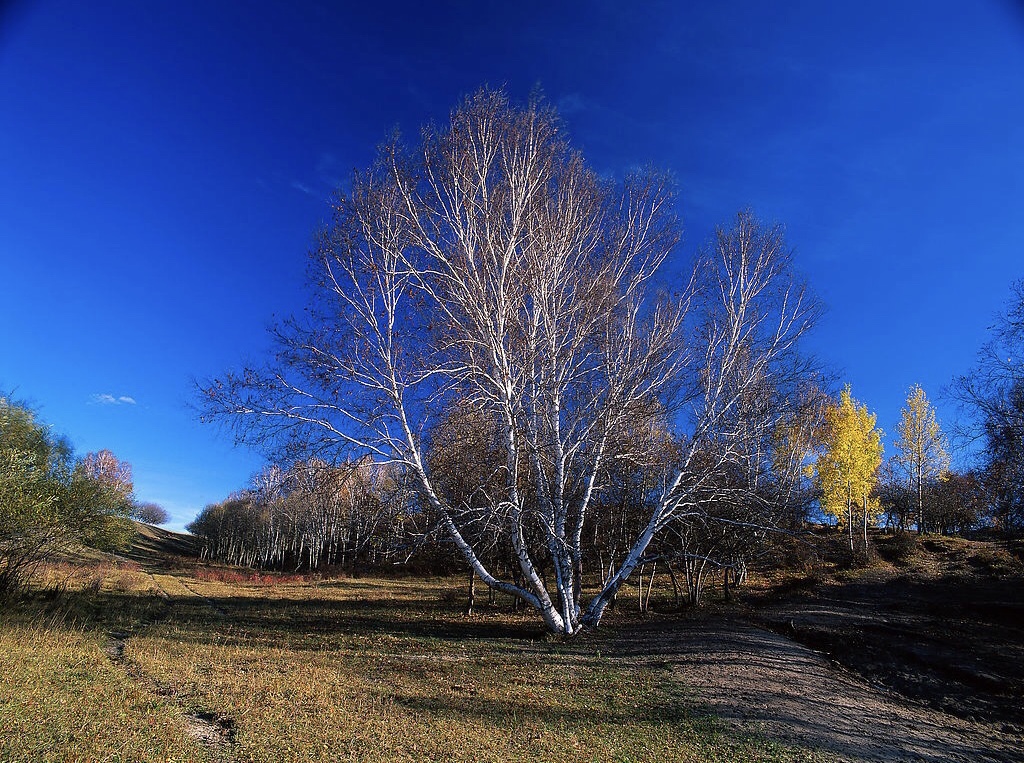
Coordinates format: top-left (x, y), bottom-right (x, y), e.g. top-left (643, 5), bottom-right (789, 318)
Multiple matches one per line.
top-left (862, 494), bottom-right (869, 553)
top-left (667, 562), bottom-right (681, 609)
top-left (466, 568), bottom-right (476, 616)
top-left (847, 491), bottom-right (855, 553)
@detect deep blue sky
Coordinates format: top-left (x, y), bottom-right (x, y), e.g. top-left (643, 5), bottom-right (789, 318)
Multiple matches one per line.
top-left (2, 1), bottom-right (1022, 531)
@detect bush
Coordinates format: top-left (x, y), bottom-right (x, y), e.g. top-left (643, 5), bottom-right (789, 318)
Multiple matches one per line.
top-left (1, 398), bottom-right (135, 599)
top-left (877, 532), bottom-right (919, 567)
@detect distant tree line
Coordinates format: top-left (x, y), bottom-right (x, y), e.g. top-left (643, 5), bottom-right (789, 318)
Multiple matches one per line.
top-left (187, 458), bottom-right (412, 571)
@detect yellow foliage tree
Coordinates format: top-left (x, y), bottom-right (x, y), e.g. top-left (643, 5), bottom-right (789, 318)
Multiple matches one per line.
top-left (894, 384), bottom-right (949, 534)
top-left (815, 386), bottom-right (884, 553)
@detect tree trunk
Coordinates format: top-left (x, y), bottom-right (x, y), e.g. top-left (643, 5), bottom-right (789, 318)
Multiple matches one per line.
top-left (734, 559), bottom-right (747, 586)
top-left (466, 568), bottom-right (476, 616)
top-left (637, 564), bottom-right (645, 613)
top-left (511, 567), bottom-right (522, 613)
top-left (667, 562), bottom-right (681, 609)
top-left (847, 492), bottom-right (855, 553)
top-left (917, 464), bottom-right (925, 535)
top-left (643, 562), bottom-right (657, 612)
top-left (862, 493), bottom-right (869, 553)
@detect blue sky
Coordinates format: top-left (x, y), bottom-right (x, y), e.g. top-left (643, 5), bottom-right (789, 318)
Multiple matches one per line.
top-left (2, 1), bottom-right (1022, 531)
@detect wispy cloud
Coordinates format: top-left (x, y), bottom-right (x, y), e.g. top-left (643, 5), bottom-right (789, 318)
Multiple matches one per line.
top-left (557, 92), bottom-right (587, 116)
top-left (288, 152), bottom-right (347, 200)
top-left (315, 152), bottom-right (345, 188)
top-left (92, 393), bottom-right (136, 406)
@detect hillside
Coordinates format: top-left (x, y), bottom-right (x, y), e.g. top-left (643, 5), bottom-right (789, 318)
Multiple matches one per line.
top-left (123, 520), bottom-right (198, 564)
top-left (750, 533), bottom-right (1024, 729)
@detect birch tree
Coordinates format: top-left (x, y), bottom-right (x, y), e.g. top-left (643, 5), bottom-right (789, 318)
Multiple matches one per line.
top-left (893, 384), bottom-right (949, 534)
top-left (815, 386), bottom-right (884, 553)
top-left (202, 89), bottom-right (819, 634)
top-left (189, 457), bottom-right (404, 570)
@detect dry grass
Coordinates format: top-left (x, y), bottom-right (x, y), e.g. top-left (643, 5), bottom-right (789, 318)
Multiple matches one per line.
top-left (191, 566), bottom-right (316, 586)
top-left (0, 626), bottom-right (214, 763)
top-left (1, 561), bottom-right (822, 763)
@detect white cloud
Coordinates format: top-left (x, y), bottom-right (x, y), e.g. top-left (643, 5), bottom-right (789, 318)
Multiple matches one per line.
top-left (92, 393), bottom-right (136, 406)
top-left (290, 180), bottom-right (315, 196)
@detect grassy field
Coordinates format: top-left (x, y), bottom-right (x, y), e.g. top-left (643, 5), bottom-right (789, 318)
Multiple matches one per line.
top-left (0, 558), bottom-right (823, 763)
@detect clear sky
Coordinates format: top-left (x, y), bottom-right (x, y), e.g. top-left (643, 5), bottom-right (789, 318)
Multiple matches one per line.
top-left (2, 1), bottom-right (1022, 531)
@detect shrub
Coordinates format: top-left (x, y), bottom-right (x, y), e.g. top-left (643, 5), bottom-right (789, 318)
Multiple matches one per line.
top-left (878, 532), bottom-right (919, 567)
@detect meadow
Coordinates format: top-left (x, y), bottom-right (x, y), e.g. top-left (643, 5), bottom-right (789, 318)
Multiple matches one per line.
top-left (1, 557), bottom-right (821, 763)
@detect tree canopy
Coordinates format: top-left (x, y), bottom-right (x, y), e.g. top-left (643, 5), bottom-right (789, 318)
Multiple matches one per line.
top-left (815, 386), bottom-right (884, 552)
top-left (0, 397), bottom-right (136, 597)
top-left (202, 89), bottom-right (822, 634)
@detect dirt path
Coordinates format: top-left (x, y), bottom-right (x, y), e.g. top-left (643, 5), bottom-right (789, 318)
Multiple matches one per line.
top-left (102, 569), bottom-right (238, 762)
top-left (619, 617), bottom-right (1022, 762)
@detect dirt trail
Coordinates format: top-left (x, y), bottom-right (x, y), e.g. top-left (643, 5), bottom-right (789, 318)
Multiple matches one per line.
top-left (102, 569), bottom-right (237, 762)
top-left (615, 614), bottom-right (1022, 762)
top-left (683, 618), bottom-right (1020, 762)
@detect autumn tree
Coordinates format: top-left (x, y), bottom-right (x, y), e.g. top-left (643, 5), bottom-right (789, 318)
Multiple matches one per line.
top-left (815, 386), bottom-right (884, 553)
top-left (73, 449), bottom-right (137, 548)
top-left (202, 89), bottom-right (820, 634)
top-left (892, 384), bottom-right (949, 534)
top-left (78, 449), bottom-right (133, 500)
top-left (0, 398), bottom-right (135, 597)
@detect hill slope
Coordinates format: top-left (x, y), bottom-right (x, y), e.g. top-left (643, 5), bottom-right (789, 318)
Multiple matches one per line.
top-left (122, 521), bottom-right (198, 565)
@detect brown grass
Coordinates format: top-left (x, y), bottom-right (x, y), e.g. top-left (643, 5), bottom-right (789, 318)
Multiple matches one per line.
top-left (0, 560), bottom-right (821, 763)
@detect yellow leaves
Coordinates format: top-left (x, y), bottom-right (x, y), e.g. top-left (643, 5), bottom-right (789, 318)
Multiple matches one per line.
top-left (895, 383), bottom-right (949, 480)
top-left (893, 384), bottom-right (950, 532)
top-left (815, 385), bottom-right (884, 527)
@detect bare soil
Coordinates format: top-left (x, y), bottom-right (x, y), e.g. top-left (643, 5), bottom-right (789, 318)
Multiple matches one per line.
top-left (620, 535), bottom-right (1024, 762)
